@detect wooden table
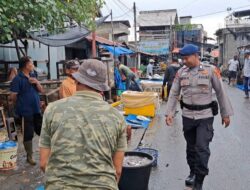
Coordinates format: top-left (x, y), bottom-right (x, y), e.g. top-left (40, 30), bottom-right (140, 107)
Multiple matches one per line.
top-left (128, 117), bottom-right (157, 150)
top-left (111, 101), bottom-right (157, 150)
top-left (0, 86), bottom-right (60, 115)
top-left (0, 81), bottom-right (11, 89)
top-left (40, 80), bottom-right (62, 86)
top-left (40, 87), bottom-right (60, 105)
top-left (0, 89), bottom-right (11, 116)
top-left (0, 80), bottom-right (62, 89)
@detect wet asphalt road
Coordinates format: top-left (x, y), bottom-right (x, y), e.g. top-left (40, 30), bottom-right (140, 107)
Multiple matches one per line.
top-left (1, 83), bottom-right (249, 190)
top-left (149, 84), bottom-right (250, 190)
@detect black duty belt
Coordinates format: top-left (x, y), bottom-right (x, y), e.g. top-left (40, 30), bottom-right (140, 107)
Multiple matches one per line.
top-left (180, 100), bottom-right (219, 116)
top-left (180, 100), bottom-right (213, 111)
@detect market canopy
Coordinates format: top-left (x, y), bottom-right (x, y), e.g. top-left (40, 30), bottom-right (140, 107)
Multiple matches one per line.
top-left (29, 15), bottom-right (110, 47)
top-left (100, 45), bottom-right (134, 56)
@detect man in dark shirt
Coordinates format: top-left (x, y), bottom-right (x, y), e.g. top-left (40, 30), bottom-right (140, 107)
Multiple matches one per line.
top-left (163, 57), bottom-right (181, 100)
top-left (10, 56), bottom-right (44, 165)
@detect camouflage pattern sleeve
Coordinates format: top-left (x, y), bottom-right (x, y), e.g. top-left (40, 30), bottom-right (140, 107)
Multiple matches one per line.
top-left (211, 66), bottom-right (234, 117)
top-left (116, 119), bottom-right (127, 152)
top-left (39, 104), bottom-right (52, 148)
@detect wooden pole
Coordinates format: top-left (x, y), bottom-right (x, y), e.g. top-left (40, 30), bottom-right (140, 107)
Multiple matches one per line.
top-left (92, 32), bottom-right (97, 58)
top-left (109, 10), bottom-right (115, 101)
top-left (14, 39), bottom-right (21, 61)
top-left (111, 10), bottom-right (116, 60)
top-left (106, 59), bottom-right (111, 100)
top-left (47, 46), bottom-right (51, 79)
top-left (169, 16), bottom-right (173, 62)
top-left (92, 3), bottom-right (97, 58)
top-left (133, 2), bottom-right (138, 68)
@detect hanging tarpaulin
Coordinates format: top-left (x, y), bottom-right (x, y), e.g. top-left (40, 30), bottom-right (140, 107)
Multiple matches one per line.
top-left (119, 46), bottom-right (134, 54)
top-left (101, 45), bottom-right (134, 56)
top-left (30, 26), bottom-right (91, 47)
top-left (29, 15), bottom-right (110, 47)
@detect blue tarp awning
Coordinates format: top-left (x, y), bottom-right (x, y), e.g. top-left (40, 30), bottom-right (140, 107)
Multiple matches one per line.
top-left (101, 45), bottom-right (134, 56)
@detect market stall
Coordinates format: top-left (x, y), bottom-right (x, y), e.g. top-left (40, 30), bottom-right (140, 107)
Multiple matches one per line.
top-left (112, 91), bottom-right (160, 148)
top-left (111, 91), bottom-right (160, 190)
top-left (139, 75), bottom-right (167, 100)
top-left (0, 79), bottom-right (62, 117)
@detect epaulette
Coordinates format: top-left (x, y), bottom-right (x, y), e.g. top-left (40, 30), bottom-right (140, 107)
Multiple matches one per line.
top-left (202, 63), bottom-right (212, 67)
top-left (201, 63), bottom-right (216, 71)
top-left (181, 65), bottom-right (189, 71)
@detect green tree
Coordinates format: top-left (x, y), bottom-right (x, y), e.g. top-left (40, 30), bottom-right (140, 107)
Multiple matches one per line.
top-left (0, 0), bottom-right (103, 60)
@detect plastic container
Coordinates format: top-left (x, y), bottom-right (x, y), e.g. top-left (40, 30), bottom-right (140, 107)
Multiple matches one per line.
top-left (0, 128), bottom-right (9, 143)
top-left (121, 91), bottom-right (159, 117)
top-left (119, 151), bottom-right (154, 190)
top-left (124, 104), bottom-right (156, 117)
top-left (0, 141), bottom-right (18, 170)
top-left (136, 148), bottom-right (159, 167)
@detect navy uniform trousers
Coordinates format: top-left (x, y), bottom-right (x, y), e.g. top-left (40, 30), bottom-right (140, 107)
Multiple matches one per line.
top-left (182, 116), bottom-right (214, 177)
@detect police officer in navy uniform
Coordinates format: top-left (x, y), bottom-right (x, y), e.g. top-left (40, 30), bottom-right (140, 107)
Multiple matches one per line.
top-left (165, 44), bottom-right (234, 190)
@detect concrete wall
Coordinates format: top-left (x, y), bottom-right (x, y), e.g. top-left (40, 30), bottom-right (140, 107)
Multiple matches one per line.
top-left (0, 40), bottom-right (65, 79)
top-left (180, 17), bottom-right (192, 25)
top-left (96, 22), bottom-right (130, 43)
top-left (219, 31), bottom-right (250, 66)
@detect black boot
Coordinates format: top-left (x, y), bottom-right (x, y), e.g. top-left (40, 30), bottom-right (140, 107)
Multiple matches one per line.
top-left (23, 141), bottom-right (36, 165)
top-left (193, 175), bottom-right (205, 190)
top-left (185, 172), bottom-right (195, 186)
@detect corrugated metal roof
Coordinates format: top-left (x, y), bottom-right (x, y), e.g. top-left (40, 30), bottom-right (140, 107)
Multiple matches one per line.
top-left (86, 34), bottom-right (124, 46)
top-left (138, 9), bottom-right (177, 27)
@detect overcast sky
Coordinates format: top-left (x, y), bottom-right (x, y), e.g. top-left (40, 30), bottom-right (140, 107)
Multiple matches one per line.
top-left (102, 0), bottom-right (250, 41)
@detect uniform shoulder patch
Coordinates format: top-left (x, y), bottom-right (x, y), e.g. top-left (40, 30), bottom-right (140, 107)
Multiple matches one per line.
top-left (213, 67), bottom-right (221, 79)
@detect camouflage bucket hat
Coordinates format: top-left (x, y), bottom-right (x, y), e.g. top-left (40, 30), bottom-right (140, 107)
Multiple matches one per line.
top-left (72, 59), bottom-right (110, 92)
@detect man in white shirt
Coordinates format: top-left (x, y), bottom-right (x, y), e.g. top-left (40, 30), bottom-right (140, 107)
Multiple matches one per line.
top-left (147, 59), bottom-right (154, 77)
top-left (243, 52), bottom-right (250, 98)
top-left (228, 55), bottom-right (239, 86)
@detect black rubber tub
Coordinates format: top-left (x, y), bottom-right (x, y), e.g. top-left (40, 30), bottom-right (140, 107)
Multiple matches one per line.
top-left (118, 151), bottom-right (154, 190)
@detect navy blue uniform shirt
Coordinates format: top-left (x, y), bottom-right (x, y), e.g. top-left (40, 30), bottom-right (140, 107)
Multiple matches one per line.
top-left (10, 72), bottom-right (41, 117)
